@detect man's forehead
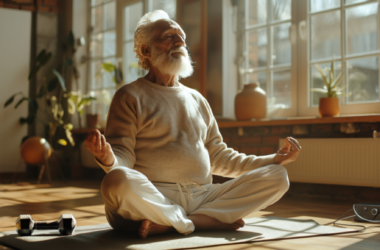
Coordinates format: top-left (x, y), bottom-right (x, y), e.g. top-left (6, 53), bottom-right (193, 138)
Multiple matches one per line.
top-left (151, 19), bottom-right (185, 38)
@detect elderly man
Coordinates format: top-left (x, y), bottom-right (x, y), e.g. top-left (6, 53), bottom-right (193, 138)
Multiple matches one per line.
top-left (85, 10), bottom-right (301, 238)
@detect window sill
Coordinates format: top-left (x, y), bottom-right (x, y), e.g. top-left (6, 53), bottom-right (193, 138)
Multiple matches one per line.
top-left (216, 114), bottom-right (380, 128)
top-left (71, 114), bottom-right (380, 134)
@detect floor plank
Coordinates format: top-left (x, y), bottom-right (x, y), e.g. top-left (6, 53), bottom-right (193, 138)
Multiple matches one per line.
top-left (0, 181), bottom-right (379, 249)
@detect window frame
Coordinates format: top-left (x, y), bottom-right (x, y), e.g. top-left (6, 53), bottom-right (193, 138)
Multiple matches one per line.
top-left (298, 0), bottom-right (380, 116)
top-left (87, 0), bottom-right (177, 125)
top-left (87, 0), bottom-right (118, 127)
top-left (239, 0), bottom-right (380, 119)
top-left (241, 0), bottom-right (299, 118)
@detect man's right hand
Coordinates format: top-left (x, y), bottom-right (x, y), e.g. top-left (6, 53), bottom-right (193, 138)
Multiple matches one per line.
top-left (85, 129), bottom-right (115, 166)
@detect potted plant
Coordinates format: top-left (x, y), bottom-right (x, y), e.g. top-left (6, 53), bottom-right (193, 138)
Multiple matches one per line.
top-left (96, 61), bottom-right (124, 89)
top-left (67, 91), bottom-right (97, 128)
top-left (311, 58), bottom-right (347, 117)
top-left (4, 32), bottom-right (96, 146)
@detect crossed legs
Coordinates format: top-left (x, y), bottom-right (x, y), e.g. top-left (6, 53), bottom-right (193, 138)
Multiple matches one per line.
top-left (101, 165), bottom-right (289, 238)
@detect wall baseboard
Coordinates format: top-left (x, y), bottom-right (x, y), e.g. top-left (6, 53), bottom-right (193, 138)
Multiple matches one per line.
top-left (0, 172), bottom-right (27, 184)
top-left (287, 182), bottom-right (380, 202)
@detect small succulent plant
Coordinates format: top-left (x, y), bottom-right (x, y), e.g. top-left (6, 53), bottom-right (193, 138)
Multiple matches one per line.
top-left (311, 58), bottom-right (347, 98)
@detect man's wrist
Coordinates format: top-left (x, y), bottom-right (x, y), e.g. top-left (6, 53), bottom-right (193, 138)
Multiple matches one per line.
top-left (95, 155), bottom-right (115, 167)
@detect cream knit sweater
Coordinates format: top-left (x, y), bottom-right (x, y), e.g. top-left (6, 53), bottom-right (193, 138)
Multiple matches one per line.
top-left (96, 77), bottom-right (275, 184)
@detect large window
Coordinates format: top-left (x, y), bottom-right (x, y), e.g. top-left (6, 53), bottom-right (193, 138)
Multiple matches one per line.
top-left (244, 0), bottom-right (296, 117)
top-left (241, 0), bottom-right (380, 117)
top-left (89, 0), bottom-right (117, 124)
top-left (88, 0), bottom-right (176, 125)
top-left (305, 0), bottom-right (379, 115)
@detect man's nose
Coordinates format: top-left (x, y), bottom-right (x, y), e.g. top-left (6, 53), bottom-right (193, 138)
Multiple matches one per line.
top-left (174, 34), bottom-right (185, 47)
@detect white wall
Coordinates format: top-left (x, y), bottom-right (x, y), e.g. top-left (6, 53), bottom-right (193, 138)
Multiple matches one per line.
top-left (0, 8), bottom-right (31, 173)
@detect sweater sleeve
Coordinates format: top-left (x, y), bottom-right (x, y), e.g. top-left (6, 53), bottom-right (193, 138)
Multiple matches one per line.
top-left (204, 103), bottom-right (275, 178)
top-left (95, 87), bottom-right (138, 173)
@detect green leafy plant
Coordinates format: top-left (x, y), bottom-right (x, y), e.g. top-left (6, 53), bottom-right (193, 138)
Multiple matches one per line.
top-left (4, 50), bottom-right (75, 146)
top-left (311, 58), bottom-right (347, 98)
top-left (67, 91), bottom-right (97, 115)
top-left (96, 62), bottom-right (124, 85)
top-left (4, 32), bottom-right (96, 147)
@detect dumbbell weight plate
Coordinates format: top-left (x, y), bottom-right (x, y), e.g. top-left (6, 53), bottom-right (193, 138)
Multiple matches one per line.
top-left (58, 214), bottom-right (77, 235)
top-left (16, 214), bottom-right (34, 236)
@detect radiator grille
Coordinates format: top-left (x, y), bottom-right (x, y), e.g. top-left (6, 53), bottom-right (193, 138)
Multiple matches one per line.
top-left (279, 138), bottom-right (380, 187)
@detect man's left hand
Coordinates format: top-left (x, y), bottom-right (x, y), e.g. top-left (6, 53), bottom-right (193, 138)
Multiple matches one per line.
top-left (273, 137), bottom-right (302, 166)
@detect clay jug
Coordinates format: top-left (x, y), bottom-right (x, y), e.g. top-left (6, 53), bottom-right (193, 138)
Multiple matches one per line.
top-left (319, 97), bottom-right (340, 117)
top-left (235, 83), bottom-right (267, 120)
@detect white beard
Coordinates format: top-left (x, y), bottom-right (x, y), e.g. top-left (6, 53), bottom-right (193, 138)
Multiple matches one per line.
top-left (150, 46), bottom-right (194, 79)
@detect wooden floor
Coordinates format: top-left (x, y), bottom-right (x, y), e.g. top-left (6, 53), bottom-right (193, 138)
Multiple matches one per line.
top-left (0, 181), bottom-right (379, 250)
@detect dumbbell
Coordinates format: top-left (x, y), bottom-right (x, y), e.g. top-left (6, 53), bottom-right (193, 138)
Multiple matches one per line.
top-left (15, 214), bottom-right (76, 236)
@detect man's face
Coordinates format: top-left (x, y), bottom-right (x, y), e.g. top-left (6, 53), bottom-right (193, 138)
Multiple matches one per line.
top-left (151, 19), bottom-right (186, 58)
top-left (148, 19), bottom-right (193, 78)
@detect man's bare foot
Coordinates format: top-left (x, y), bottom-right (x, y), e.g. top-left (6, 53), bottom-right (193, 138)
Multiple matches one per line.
top-left (138, 219), bottom-right (175, 238)
top-left (188, 214), bottom-right (245, 231)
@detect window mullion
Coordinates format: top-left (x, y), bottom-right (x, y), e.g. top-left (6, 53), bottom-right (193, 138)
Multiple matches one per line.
top-left (267, 0), bottom-right (272, 101)
top-left (340, 0), bottom-right (347, 104)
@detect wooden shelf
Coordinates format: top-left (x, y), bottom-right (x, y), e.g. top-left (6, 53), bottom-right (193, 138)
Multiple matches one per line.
top-left (71, 127), bottom-right (104, 135)
top-left (71, 114), bottom-right (380, 134)
top-left (217, 114), bottom-right (380, 128)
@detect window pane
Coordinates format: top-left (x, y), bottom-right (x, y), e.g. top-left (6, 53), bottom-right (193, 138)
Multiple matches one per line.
top-left (91, 6), bottom-right (103, 33)
top-left (310, 0), bottom-right (340, 13)
top-left (272, 70), bottom-right (291, 108)
top-left (152, 0), bottom-right (176, 19)
top-left (125, 42), bottom-right (141, 83)
top-left (90, 60), bottom-right (103, 90)
top-left (103, 31), bottom-right (116, 57)
top-left (91, 0), bottom-right (103, 6)
top-left (103, 57), bottom-right (116, 88)
top-left (346, 3), bottom-right (378, 55)
top-left (248, 72), bottom-right (267, 92)
top-left (248, 28), bottom-right (267, 68)
top-left (311, 11), bottom-right (341, 61)
top-left (124, 2), bottom-right (143, 41)
top-left (345, 0), bottom-right (371, 5)
top-left (90, 34), bottom-right (103, 58)
top-left (310, 61), bottom-right (342, 106)
top-left (246, 0), bottom-right (267, 27)
top-left (273, 22), bottom-right (291, 65)
top-left (89, 88), bottom-right (116, 122)
top-left (271, 0), bottom-right (291, 21)
top-left (347, 57), bottom-right (379, 103)
top-left (104, 1), bottom-right (116, 30)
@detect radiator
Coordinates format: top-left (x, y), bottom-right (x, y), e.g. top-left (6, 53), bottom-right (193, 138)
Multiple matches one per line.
top-left (279, 138), bottom-right (380, 187)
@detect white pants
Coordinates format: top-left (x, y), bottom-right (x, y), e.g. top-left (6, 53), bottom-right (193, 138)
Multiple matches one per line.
top-left (101, 164), bottom-right (289, 235)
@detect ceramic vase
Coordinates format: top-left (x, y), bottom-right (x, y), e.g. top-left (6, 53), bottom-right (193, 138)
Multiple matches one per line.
top-left (235, 83), bottom-right (267, 120)
top-left (319, 97), bottom-right (340, 117)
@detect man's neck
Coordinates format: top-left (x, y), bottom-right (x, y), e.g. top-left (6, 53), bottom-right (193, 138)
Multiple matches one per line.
top-left (144, 68), bottom-right (178, 87)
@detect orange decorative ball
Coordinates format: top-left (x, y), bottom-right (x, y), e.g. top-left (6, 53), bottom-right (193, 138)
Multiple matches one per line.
top-left (20, 137), bottom-right (52, 165)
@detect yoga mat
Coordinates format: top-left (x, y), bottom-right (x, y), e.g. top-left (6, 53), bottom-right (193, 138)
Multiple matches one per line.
top-left (0, 217), bottom-right (358, 250)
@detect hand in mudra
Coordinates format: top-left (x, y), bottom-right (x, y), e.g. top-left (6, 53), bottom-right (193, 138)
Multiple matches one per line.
top-left (85, 129), bottom-right (114, 166)
top-left (273, 137), bottom-right (302, 166)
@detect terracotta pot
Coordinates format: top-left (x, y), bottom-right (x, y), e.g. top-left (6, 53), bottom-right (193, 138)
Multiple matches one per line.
top-left (319, 97), bottom-right (340, 117)
top-left (235, 83), bottom-right (267, 120)
top-left (86, 114), bottom-right (100, 128)
top-left (20, 137), bottom-right (52, 165)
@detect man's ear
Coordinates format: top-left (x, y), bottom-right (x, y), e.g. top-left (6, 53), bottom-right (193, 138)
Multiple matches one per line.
top-left (141, 44), bottom-right (151, 58)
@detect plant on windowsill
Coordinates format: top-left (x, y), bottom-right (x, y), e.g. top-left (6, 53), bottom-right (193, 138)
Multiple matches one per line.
top-left (311, 58), bottom-right (349, 117)
top-left (96, 61), bottom-right (124, 89)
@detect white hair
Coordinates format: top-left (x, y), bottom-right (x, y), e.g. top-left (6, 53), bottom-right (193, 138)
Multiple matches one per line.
top-left (134, 10), bottom-right (171, 70)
